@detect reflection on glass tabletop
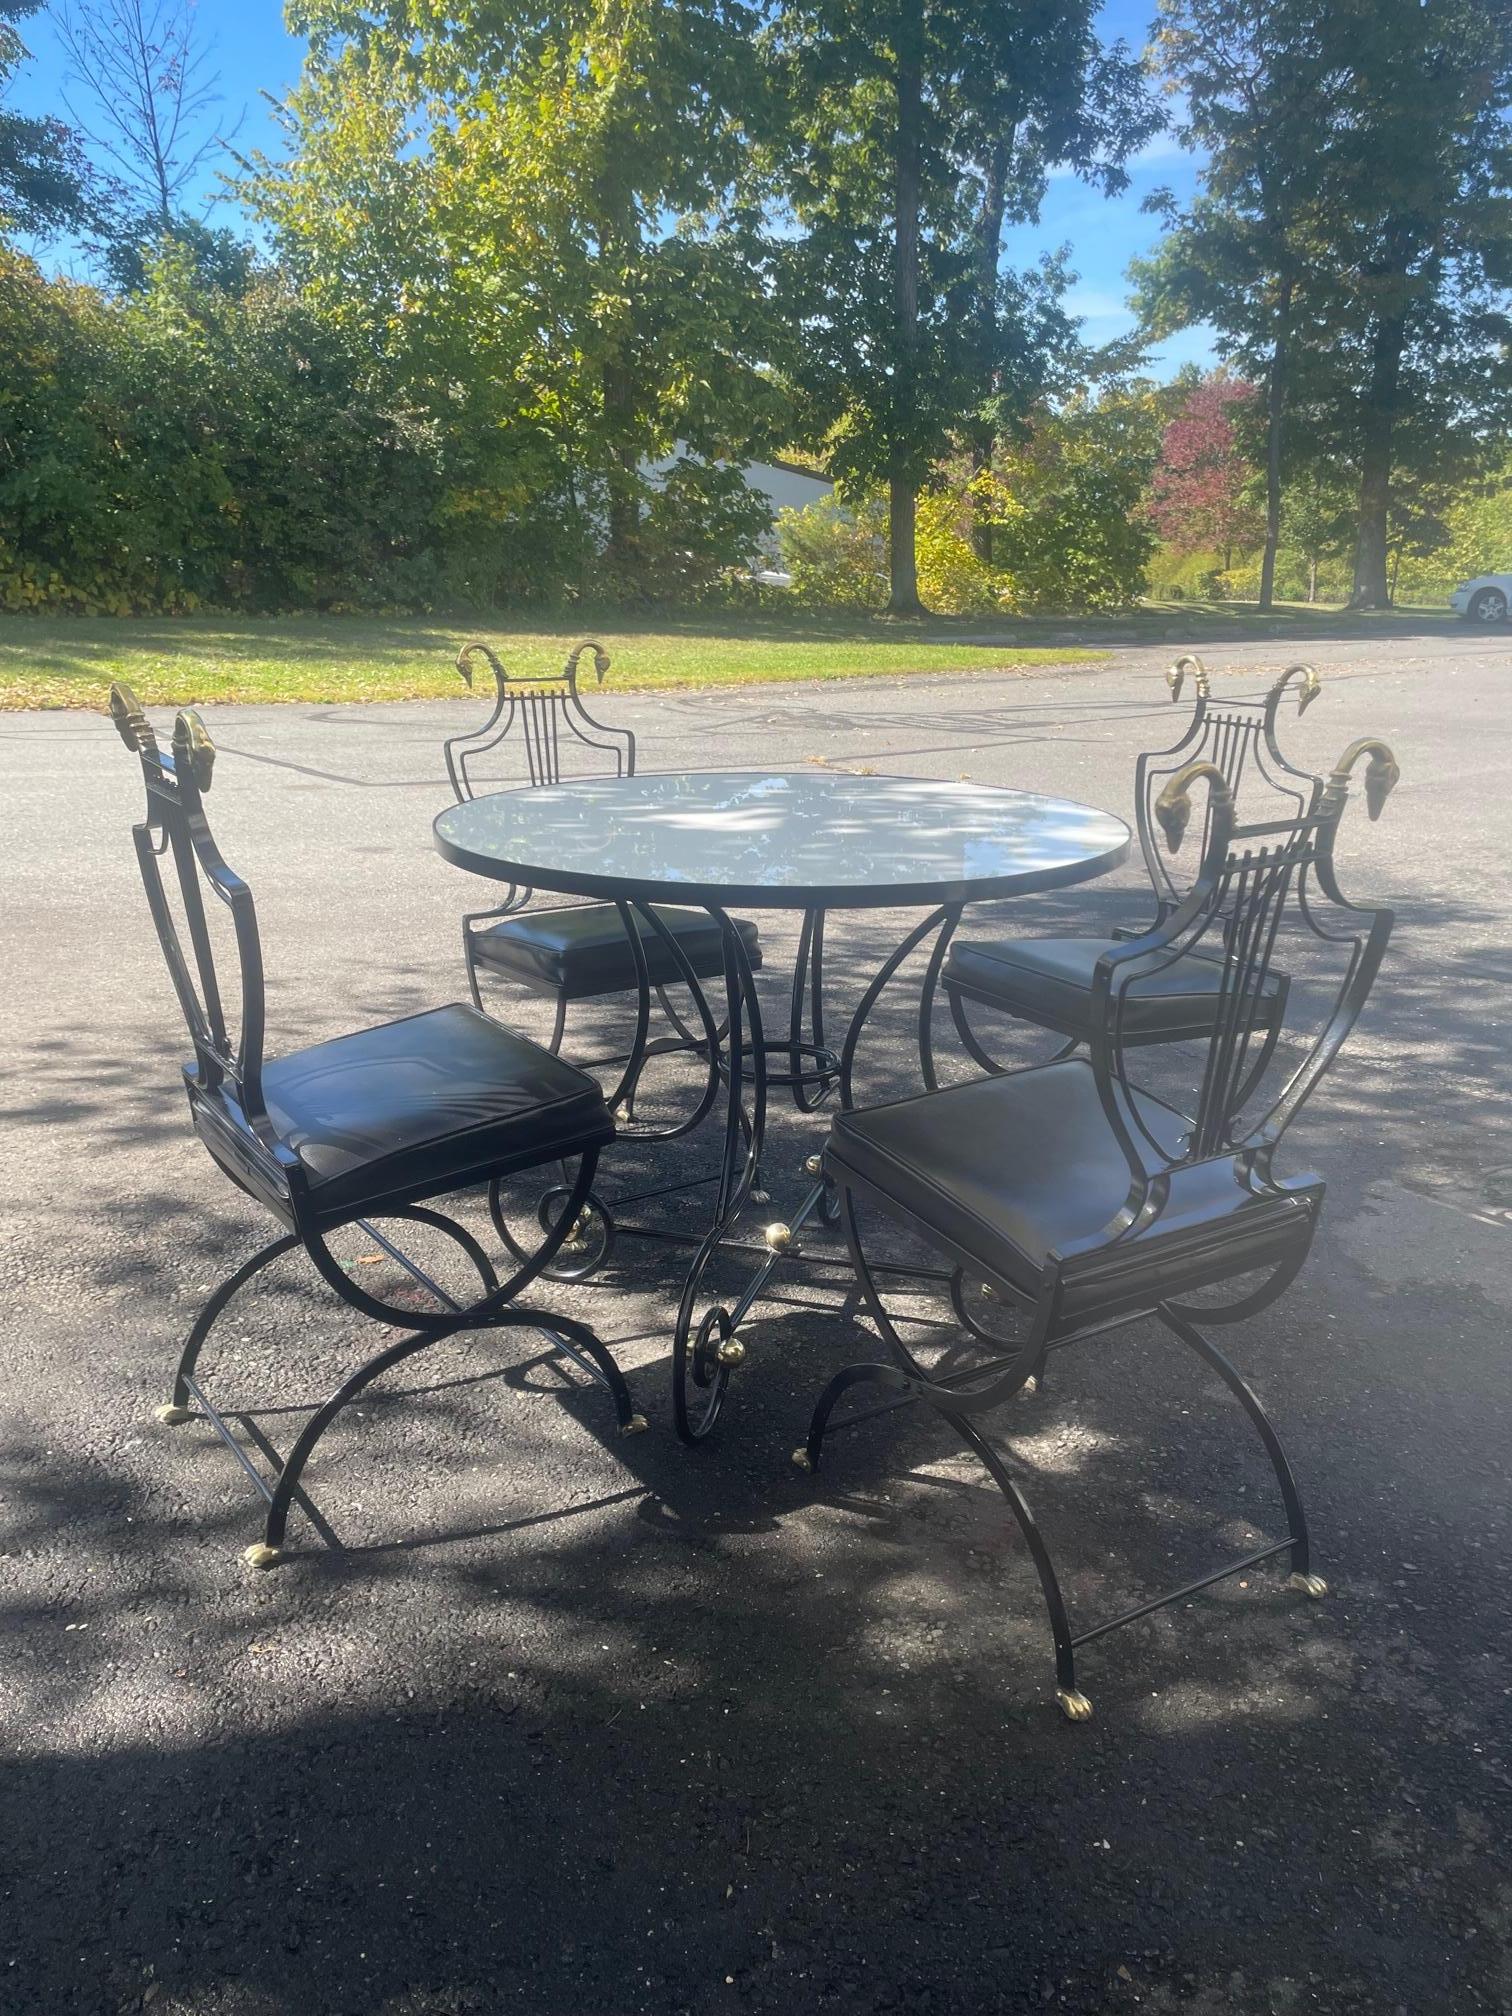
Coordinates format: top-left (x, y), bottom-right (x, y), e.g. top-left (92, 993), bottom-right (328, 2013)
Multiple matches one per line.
top-left (433, 769), bottom-right (1130, 910)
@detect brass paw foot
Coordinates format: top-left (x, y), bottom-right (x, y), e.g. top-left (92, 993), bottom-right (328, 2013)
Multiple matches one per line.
top-left (619, 1412), bottom-right (649, 1437)
top-left (154, 1403), bottom-right (194, 1426)
top-left (790, 1447), bottom-right (814, 1472)
top-left (242, 1543), bottom-right (282, 1571)
top-left (1056, 1688), bottom-right (1094, 1723)
top-left (1288, 1571), bottom-right (1327, 1599)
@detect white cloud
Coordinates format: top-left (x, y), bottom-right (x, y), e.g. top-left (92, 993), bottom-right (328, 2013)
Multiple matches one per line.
top-left (1063, 288), bottom-right (1135, 325)
top-left (1128, 128), bottom-right (1192, 169)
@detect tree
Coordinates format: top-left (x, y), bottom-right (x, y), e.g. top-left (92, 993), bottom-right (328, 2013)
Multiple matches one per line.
top-left (767, 0), bottom-right (1147, 612)
top-left (1134, 0), bottom-right (1341, 611)
top-left (951, 1), bottom-right (1156, 563)
top-left (764, 0), bottom-right (970, 613)
top-left (253, 0), bottom-right (785, 598)
top-left (987, 384), bottom-right (1162, 610)
top-left (0, 1), bottom-right (88, 234)
top-left (1322, 0), bottom-right (1512, 607)
top-left (0, 240), bottom-right (448, 612)
top-left (54, 0), bottom-right (232, 230)
top-left (1144, 370), bottom-right (1262, 566)
top-left (1279, 467), bottom-right (1352, 602)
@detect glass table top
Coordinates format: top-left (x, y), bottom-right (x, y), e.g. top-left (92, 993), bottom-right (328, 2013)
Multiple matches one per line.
top-left (434, 769), bottom-right (1130, 911)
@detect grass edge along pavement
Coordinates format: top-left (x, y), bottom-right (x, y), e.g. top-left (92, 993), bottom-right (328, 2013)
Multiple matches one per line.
top-left (0, 597), bottom-right (1468, 710)
top-left (0, 611), bottom-right (1109, 710)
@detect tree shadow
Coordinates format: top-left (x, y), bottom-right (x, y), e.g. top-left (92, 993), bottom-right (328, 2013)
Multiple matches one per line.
top-left (5, 687), bottom-right (1509, 2013)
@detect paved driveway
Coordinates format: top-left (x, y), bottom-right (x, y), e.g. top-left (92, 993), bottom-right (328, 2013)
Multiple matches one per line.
top-left (2, 632), bottom-right (1509, 2015)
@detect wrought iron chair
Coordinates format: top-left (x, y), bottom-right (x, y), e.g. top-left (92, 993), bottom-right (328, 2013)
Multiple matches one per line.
top-left (939, 659), bottom-right (1324, 1074)
top-left (110, 683), bottom-right (643, 1570)
top-left (797, 732), bottom-right (1399, 1719)
top-left (444, 640), bottom-right (760, 1055)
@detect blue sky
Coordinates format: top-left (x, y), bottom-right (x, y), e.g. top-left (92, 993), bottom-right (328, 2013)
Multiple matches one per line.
top-left (10, 0), bottom-right (1215, 375)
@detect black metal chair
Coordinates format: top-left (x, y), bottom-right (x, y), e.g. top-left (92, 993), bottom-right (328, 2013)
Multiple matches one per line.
top-left (110, 683), bottom-right (644, 1570)
top-left (939, 658), bottom-right (1324, 1073)
top-left (798, 730), bottom-right (1400, 1720)
top-left (444, 640), bottom-right (761, 1056)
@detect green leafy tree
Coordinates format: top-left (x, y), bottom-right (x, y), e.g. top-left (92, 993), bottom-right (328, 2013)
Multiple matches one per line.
top-left (1134, 0), bottom-right (1343, 611)
top-left (988, 385), bottom-right (1161, 610)
top-left (773, 382), bottom-right (1158, 615)
top-left (952, 1), bottom-right (1156, 562)
top-left (0, 1), bottom-right (89, 234)
top-left (766, 0), bottom-right (1150, 611)
top-left (775, 493), bottom-right (888, 609)
top-left (253, 0), bottom-right (785, 600)
top-left (1324, 0), bottom-right (1512, 606)
top-left (1278, 466), bottom-right (1353, 602)
top-left (1394, 462), bottom-right (1512, 599)
top-left (764, 0), bottom-right (976, 613)
top-left (0, 240), bottom-right (448, 613)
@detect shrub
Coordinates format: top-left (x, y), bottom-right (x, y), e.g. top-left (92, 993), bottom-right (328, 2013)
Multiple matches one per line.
top-left (914, 487), bottom-right (1003, 614)
top-left (598, 457), bottom-right (775, 606)
top-left (775, 493), bottom-right (887, 608)
top-left (1147, 546), bottom-right (1225, 602)
top-left (0, 243), bottom-right (452, 613)
top-left (986, 399), bottom-right (1158, 612)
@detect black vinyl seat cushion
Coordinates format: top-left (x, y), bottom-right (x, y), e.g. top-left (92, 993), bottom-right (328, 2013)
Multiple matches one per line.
top-left (260, 1003), bottom-right (614, 1217)
top-left (827, 1058), bottom-right (1268, 1297)
top-left (944, 935), bottom-right (1284, 1043)
top-left (472, 902), bottom-right (762, 999)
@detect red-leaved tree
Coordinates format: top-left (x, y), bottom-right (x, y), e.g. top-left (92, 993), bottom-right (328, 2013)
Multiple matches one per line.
top-left (1145, 374), bottom-right (1262, 567)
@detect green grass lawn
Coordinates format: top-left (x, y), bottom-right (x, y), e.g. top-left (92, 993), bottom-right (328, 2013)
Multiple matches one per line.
top-left (0, 611), bottom-right (1109, 710)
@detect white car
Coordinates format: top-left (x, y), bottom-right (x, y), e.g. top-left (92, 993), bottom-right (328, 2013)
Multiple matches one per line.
top-left (1450, 573), bottom-right (1512, 623)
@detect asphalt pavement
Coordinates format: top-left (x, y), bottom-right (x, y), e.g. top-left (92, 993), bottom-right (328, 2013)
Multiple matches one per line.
top-left (2, 628), bottom-right (1510, 2015)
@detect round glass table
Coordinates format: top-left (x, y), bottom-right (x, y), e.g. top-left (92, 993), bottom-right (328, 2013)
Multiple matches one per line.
top-left (435, 770), bottom-right (1130, 1440)
top-left (433, 768), bottom-right (1130, 912)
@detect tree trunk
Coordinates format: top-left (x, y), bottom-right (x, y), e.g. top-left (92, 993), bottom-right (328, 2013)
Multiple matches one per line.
top-left (1349, 310), bottom-right (1405, 609)
top-left (889, 483), bottom-right (920, 612)
top-left (1308, 556), bottom-right (1318, 602)
top-left (1257, 276), bottom-right (1293, 613)
top-left (886, 0), bottom-right (925, 617)
top-left (969, 138), bottom-right (1009, 567)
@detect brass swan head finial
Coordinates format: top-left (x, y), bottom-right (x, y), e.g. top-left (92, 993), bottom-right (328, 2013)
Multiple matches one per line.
top-left (455, 640), bottom-right (507, 692)
top-left (1153, 759), bottom-right (1234, 854)
top-left (1165, 654), bottom-right (1210, 705)
top-left (171, 710), bottom-right (216, 792)
top-left (1269, 662), bottom-right (1322, 716)
top-left (109, 681), bottom-right (151, 751)
top-left (1323, 737), bottom-right (1400, 822)
top-left (564, 640), bottom-right (611, 685)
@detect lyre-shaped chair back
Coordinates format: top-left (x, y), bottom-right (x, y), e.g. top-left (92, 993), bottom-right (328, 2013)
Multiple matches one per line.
top-left (1091, 735), bottom-right (1398, 1214)
top-left (110, 683), bottom-right (270, 1127)
top-left (1135, 658), bottom-right (1324, 923)
top-left (443, 641), bottom-right (635, 802)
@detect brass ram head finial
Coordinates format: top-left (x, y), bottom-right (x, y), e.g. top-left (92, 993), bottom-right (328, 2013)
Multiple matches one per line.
top-left (1153, 759), bottom-right (1235, 854)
